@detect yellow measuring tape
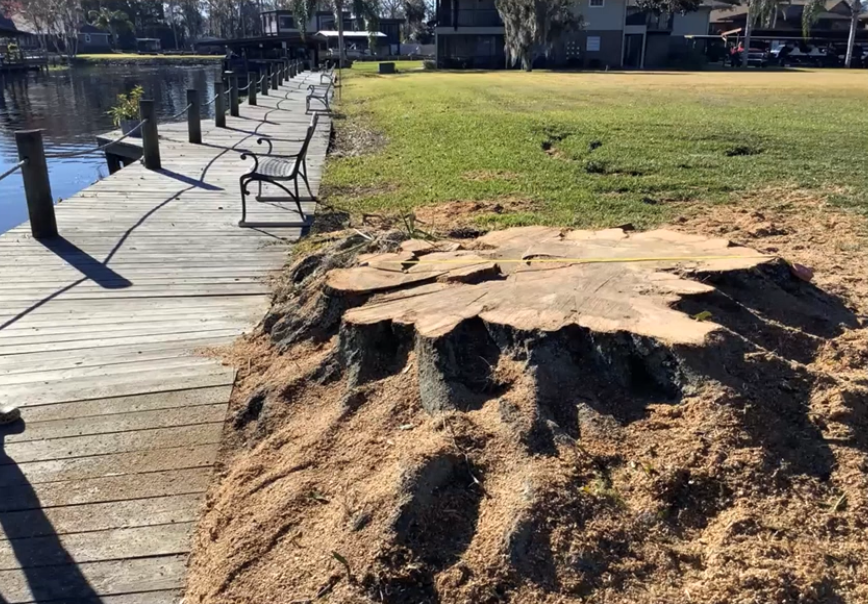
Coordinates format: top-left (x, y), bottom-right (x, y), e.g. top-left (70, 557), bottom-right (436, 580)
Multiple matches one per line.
top-left (375, 254), bottom-right (777, 266)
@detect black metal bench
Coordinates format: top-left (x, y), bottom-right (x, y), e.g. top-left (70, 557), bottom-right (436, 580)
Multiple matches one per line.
top-left (306, 80), bottom-right (334, 113)
top-left (238, 114), bottom-right (319, 228)
top-left (320, 64), bottom-right (336, 84)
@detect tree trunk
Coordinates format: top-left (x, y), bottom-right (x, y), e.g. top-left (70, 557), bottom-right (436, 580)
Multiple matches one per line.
top-left (844, 1), bottom-right (859, 68)
top-left (741, 3), bottom-right (752, 70)
top-left (521, 49), bottom-right (532, 71)
top-left (337, 2), bottom-right (346, 67)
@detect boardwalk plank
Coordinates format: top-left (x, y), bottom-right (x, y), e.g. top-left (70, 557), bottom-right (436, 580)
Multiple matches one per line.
top-left (0, 72), bottom-right (328, 603)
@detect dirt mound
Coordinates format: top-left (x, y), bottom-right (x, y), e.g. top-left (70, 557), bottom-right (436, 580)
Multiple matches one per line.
top-left (186, 224), bottom-right (868, 604)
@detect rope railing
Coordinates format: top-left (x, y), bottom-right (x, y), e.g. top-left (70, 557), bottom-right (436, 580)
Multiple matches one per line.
top-left (238, 82), bottom-right (251, 92)
top-left (0, 159), bottom-right (26, 183)
top-left (202, 93), bottom-right (219, 107)
top-left (44, 119), bottom-right (148, 159)
top-left (165, 102), bottom-right (193, 122)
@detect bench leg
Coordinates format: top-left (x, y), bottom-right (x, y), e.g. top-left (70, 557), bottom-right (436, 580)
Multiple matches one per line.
top-left (239, 176), bottom-right (250, 226)
top-left (300, 160), bottom-right (313, 199)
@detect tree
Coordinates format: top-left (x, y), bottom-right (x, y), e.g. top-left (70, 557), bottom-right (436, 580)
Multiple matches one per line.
top-left (380, 0), bottom-right (403, 18)
top-left (403, 0), bottom-right (427, 41)
top-left (803, 0), bottom-right (866, 67)
top-left (735, 0), bottom-right (792, 68)
top-left (633, 0), bottom-right (701, 11)
top-left (494, 0), bottom-right (581, 71)
top-left (292, 0), bottom-right (380, 66)
top-left (88, 7), bottom-right (133, 48)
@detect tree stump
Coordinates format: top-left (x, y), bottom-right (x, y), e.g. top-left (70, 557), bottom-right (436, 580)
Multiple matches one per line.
top-left (323, 226), bottom-right (792, 413)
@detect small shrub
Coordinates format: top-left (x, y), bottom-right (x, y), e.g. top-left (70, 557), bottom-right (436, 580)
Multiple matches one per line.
top-left (423, 60), bottom-right (436, 71)
top-left (107, 85), bottom-right (144, 127)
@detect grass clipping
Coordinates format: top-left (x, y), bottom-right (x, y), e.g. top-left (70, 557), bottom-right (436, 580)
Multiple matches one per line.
top-left (187, 220), bottom-right (868, 604)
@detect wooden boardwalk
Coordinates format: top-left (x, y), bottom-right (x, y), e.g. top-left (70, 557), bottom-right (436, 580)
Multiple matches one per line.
top-left (0, 72), bottom-right (329, 603)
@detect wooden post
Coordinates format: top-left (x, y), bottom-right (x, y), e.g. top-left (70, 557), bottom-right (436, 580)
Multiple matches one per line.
top-left (261, 66), bottom-right (270, 96)
top-left (187, 88), bottom-right (201, 144)
top-left (139, 99), bottom-right (161, 170)
top-left (214, 81), bottom-right (226, 128)
top-left (15, 129), bottom-right (57, 239)
top-left (106, 153), bottom-right (122, 174)
top-left (248, 70), bottom-right (258, 106)
top-left (271, 63), bottom-right (278, 90)
top-left (229, 73), bottom-right (240, 117)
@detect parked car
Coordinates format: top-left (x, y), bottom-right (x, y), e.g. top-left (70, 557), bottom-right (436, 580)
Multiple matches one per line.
top-left (730, 47), bottom-right (769, 67)
top-left (770, 44), bottom-right (838, 67)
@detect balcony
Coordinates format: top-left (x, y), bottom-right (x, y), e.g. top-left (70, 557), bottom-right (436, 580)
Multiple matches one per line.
top-left (625, 9), bottom-right (673, 31)
top-left (438, 9), bottom-right (503, 28)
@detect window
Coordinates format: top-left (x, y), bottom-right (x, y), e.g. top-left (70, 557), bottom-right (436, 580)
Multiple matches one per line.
top-left (589, 0), bottom-right (604, 6)
top-left (279, 15), bottom-right (294, 29)
top-left (586, 35), bottom-right (601, 51)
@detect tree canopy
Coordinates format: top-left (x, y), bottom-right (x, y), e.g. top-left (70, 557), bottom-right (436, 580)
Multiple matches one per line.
top-left (495, 0), bottom-right (581, 71)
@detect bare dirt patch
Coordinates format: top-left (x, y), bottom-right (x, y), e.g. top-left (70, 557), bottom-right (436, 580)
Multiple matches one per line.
top-left (187, 218), bottom-right (868, 604)
top-left (412, 198), bottom-right (539, 236)
top-left (670, 188), bottom-right (868, 316)
top-left (461, 169), bottom-right (519, 182)
top-left (330, 112), bottom-right (388, 158)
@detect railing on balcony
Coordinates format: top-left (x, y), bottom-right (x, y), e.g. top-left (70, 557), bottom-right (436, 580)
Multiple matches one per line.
top-left (438, 8), bottom-right (504, 27)
top-left (625, 9), bottom-right (673, 30)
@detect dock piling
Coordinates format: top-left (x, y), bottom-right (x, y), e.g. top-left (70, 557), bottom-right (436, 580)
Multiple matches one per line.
top-left (139, 100), bottom-right (161, 171)
top-left (15, 129), bottom-right (57, 239)
top-left (187, 89), bottom-right (202, 144)
top-left (215, 81), bottom-right (226, 128)
top-left (230, 74), bottom-right (240, 117)
top-left (248, 70), bottom-right (258, 106)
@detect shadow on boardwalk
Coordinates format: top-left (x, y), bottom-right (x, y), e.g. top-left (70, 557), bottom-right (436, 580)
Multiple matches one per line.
top-left (0, 422), bottom-right (102, 603)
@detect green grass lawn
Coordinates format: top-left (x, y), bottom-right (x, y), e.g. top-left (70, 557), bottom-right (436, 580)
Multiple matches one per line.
top-left (348, 60), bottom-right (427, 74)
top-left (324, 68), bottom-right (868, 229)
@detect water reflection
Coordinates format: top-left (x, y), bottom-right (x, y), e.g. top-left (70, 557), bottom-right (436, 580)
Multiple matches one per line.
top-left (0, 64), bottom-right (222, 234)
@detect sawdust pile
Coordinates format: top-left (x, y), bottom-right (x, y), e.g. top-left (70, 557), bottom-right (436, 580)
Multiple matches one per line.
top-left (186, 201), bottom-right (868, 604)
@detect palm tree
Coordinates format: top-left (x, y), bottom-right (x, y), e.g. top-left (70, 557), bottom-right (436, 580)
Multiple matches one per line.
top-left (803, 0), bottom-right (866, 67)
top-left (739, 0), bottom-right (789, 68)
top-left (88, 7), bottom-right (133, 49)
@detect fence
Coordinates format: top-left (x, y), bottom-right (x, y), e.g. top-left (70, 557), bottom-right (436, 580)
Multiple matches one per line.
top-left (0, 59), bottom-right (305, 240)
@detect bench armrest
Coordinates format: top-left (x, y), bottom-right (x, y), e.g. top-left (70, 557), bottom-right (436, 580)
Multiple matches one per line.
top-left (254, 137), bottom-right (306, 156)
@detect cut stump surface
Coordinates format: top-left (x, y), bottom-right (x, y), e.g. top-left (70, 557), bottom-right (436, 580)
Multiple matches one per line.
top-left (328, 226), bottom-right (770, 343)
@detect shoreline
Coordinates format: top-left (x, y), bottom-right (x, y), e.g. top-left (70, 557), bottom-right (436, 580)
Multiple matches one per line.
top-left (71, 55), bottom-right (223, 67)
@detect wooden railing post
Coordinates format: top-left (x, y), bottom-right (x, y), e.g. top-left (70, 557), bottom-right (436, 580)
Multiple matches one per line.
top-left (187, 88), bottom-right (201, 144)
top-left (15, 129), bottom-right (57, 239)
top-left (261, 66), bottom-right (270, 96)
top-left (214, 81), bottom-right (226, 128)
top-left (230, 73), bottom-right (240, 117)
top-left (248, 70), bottom-right (258, 106)
top-left (271, 63), bottom-right (278, 90)
top-left (139, 99), bottom-right (161, 170)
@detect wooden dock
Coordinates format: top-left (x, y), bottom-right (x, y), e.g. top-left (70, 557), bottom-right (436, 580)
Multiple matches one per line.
top-left (0, 71), bottom-right (329, 603)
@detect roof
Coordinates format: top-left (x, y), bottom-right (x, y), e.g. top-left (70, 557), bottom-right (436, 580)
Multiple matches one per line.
top-left (80, 24), bottom-right (110, 34)
top-left (0, 14), bottom-right (18, 34)
top-left (317, 30), bottom-right (386, 38)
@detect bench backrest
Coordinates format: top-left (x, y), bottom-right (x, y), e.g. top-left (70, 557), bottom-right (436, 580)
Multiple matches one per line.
top-left (296, 113), bottom-right (319, 164)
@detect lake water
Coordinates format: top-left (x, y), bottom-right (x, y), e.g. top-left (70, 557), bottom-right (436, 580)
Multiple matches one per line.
top-left (0, 64), bottom-right (223, 234)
